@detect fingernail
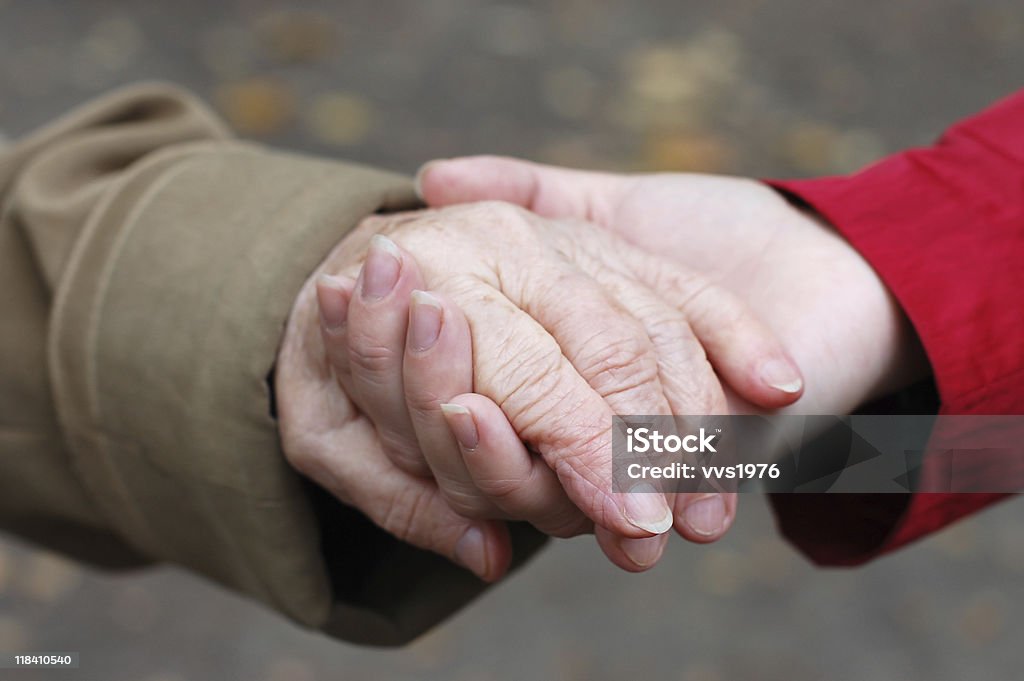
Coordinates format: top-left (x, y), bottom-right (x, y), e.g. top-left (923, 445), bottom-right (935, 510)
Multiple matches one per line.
top-left (441, 402), bottom-right (479, 450)
top-left (317, 274), bottom-right (355, 332)
top-left (413, 161), bottom-right (439, 201)
top-left (622, 484), bottom-right (674, 535)
top-left (455, 526), bottom-right (489, 579)
top-left (683, 494), bottom-right (727, 537)
top-left (760, 358), bottom-right (803, 394)
top-left (409, 290), bottom-right (443, 351)
top-left (362, 235), bottom-right (401, 300)
top-left (619, 536), bottom-right (664, 568)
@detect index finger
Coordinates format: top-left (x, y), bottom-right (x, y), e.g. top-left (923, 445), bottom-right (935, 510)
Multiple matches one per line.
top-left (441, 280), bottom-right (673, 538)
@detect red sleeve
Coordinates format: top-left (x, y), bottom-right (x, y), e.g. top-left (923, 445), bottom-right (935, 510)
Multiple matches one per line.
top-left (764, 89), bottom-right (1024, 566)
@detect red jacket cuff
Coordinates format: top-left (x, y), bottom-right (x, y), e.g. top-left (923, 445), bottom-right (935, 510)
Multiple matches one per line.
top-left (763, 90), bottom-right (1024, 565)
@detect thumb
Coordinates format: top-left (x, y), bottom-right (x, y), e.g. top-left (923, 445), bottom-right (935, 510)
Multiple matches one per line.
top-left (415, 155), bottom-right (625, 225)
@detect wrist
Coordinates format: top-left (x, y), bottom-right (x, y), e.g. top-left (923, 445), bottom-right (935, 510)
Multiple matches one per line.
top-left (768, 202), bottom-right (929, 414)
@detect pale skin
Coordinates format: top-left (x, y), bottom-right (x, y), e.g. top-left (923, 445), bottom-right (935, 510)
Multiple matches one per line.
top-left (414, 157), bottom-right (928, 414)
top-left (277, 156), bottom-right (927, 579)
top-left (277, 200), bottom-right (804, 579)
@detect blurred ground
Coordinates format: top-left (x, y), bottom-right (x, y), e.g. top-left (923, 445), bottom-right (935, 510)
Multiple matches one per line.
top-left (1, 1), bottom-right (1023, 680)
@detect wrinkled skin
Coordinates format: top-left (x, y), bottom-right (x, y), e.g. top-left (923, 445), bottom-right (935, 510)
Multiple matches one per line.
top-left (276, 200), bottom-right (802, 577)
top-left (417, 158), bottom-right (929, 416)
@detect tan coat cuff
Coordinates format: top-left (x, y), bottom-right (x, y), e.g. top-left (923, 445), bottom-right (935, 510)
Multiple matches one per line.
top-left (48, 139), bottom-right (418, 631)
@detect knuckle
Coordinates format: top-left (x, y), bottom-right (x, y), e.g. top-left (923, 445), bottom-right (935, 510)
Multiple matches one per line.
top-left (469, 467), bottom-right (591, 536)
top-left (440, 485), bottom-right (496, 518)
top-left (639, 307), bottom-right (690, 345)
top-left (661, 358), bottom-right (722, 415)
top-left (644, 262), bottom-right (704, 300)
top-left (704, 292), bottom-right (748, 334)
top-left (348, 338), bottom-right (399, 377)
top-left (488, 333), bottom-right (562, 394)
top-left (578, 332), bottom-right (660, 399)
top-left (548, 425), bottom-right (611, 493)
top-left (459, 201), bottom-right (536, 242)
top-left (676, 279), bottom-right (724, 326)
top-left (405, 387), bottom-right (444, 415)
top-left (482, 339), bottom-right (616, 462)
top-left (485, 341), bottom-right (566, 426)
top-left (473, 474), bottom-right (529, 505)
top-left (555, 424), bottom-right (610, 472)
top-left (552, 445), bottom-right (613, 525)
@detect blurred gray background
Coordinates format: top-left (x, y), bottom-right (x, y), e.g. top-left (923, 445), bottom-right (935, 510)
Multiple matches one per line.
top-left (1, 1), bottom-right (1023, 679)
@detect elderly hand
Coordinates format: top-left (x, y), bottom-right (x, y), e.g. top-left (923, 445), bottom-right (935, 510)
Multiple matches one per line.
top-left (415, 157), bottom-right (929, 415)
top-left (298, 201), bottom-right (802, 574)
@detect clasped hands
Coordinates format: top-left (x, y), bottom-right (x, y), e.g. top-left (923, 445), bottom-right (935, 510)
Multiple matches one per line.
top-left (276, 157), bottom-right (923, 580)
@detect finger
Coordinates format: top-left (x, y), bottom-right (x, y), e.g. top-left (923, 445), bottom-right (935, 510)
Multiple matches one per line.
top-left (316, 273), bottom-right (358, 380)
top-left (579, 269), bottom-right (742, 543)
top-left (402, 290), bottom-right (501, 517)
top-left (440, 393), bottom-right (592, 538)
top-left (681, 284), bottom-right (804, 408)
top-left (417, 159), bottom-right (805, 410)
top-left (513, 261), bottom-right (689, 537)
top-left (415, 156), bottom-right (623, 225)
top-left (334, 433), bottom-right (512, 581)
top-left (276, 382), bottom-right (512, 582)
top-left (569, 248), bottom-right (749, 543)
top-left (673, 492), bottom-right (737, 544)
top-left (595, 525), bottom-right (669, 572)
top-left (345, 235), bottom-right (432, 476)
top-left (622, 253), bottom-right (804, 409)
top-left (516, 259), bottom-right (674, 419)
top-left (584, 265), bottom-right (728, 416)
top-left (444, 281), bottom-right (673, 539)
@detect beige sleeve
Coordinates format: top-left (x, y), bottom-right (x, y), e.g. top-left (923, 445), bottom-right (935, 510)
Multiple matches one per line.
top-left (0, 83), bottom-right (545, 646)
